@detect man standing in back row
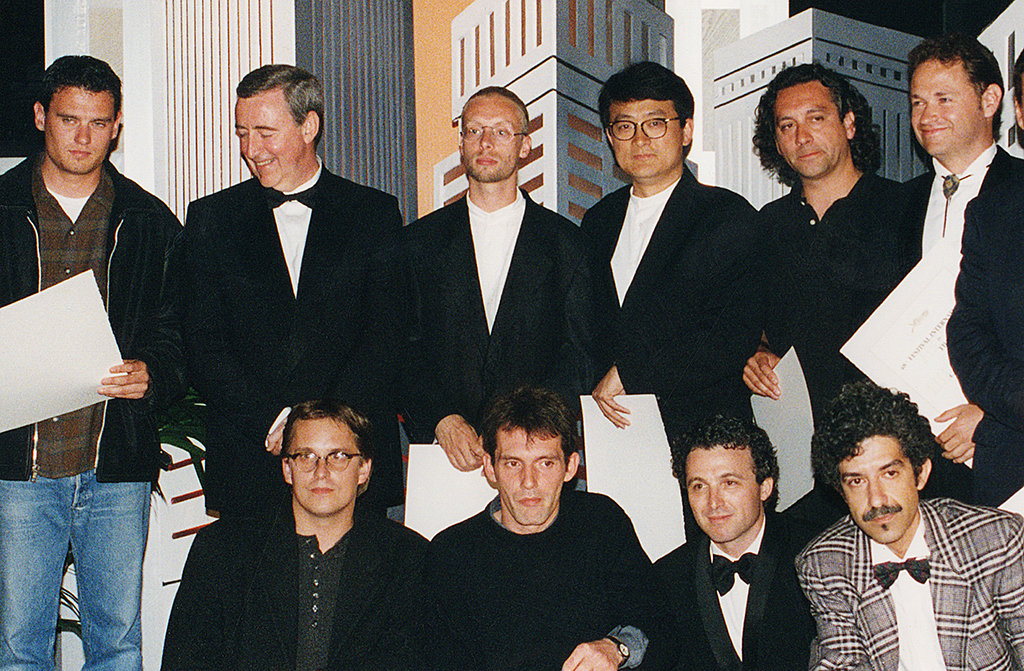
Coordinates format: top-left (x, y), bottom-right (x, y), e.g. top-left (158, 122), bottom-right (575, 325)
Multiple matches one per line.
top-left (401, 86), bottom-right (597, 472)
top-left (583, 61), bottom-right (762, 439)
top-left (0, 55), bottom-right (182, 669)
top-left (176, 65), bottom-right (404, 515)
top-left (903, 34), bottom-right (1024, 506)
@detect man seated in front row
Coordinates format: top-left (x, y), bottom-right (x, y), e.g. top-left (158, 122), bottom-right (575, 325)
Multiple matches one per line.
top-left (427, 386), bottom-right (675, 670)
top-left (655, 416), bottom-right (816, 670)
top-left (797, 381), bottom-right (1024, 670)
top-left (162, 400), bottom-right (429, 670)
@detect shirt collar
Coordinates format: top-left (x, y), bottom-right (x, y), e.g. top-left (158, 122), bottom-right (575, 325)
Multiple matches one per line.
top-left (284, 158), bottom-right (323, 195)
top-left (467, 188), bottom-right (525, 218)
top-left (710, 513), bottom-right (767, 562)
top-left (931, 142), bottom-right (996, 179)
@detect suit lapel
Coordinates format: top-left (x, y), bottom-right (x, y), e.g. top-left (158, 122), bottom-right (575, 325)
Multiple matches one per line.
top-left (237, 183), bottom-right (296, 308)
top-left (740, 518), bottom-right (779, 669)
top-left (442, 201), bottom-right (490, 367)
top-left (850, 527), bottom-right (901, 671)
top-left (327, 519), bottom-right (385, 660)
top-left (919, 501), bottom-right (972, 670)
top-left (621, 171), bottom-right (698, 310)
top-left (694, 536), bottom-right (742, 671)
top-left (250, 509), bottom-right (300, 663)
top-left (485, 197), bottom-right (552, 380)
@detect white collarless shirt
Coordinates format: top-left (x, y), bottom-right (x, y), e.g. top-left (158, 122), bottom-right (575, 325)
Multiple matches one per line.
top-left (710, 516), bottom-right (766, 660)
top-left (467, 191), bottom-right (525, 333)
top-left (610, 177), bottom-right (680, 305)
top-left (869, 520), bottom-right (946, 671)
top-left (921, 143), bottom-right (995, 257)
top-left (273, 161), bottom-right (322, 296)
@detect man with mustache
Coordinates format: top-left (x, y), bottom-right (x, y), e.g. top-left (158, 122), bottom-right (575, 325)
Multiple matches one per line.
top-left (796, 381), bottom-right (1024, 670)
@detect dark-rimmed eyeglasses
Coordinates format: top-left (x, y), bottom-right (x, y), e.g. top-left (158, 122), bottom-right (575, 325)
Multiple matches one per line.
top-left (606, 117), bottom-right (680, 141)
top-left (284, 450), bottom-right (362, 473)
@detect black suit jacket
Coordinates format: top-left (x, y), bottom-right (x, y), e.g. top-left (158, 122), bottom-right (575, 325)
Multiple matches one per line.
top-left (161, 506), bottom-right (430, 670)
top-left (582, 169), bottom-right (763, 436)
top-left (175, 171), bottom-right (403, 513)
top-left (905, 147), bottom-right (1024, 505)
top-left (400, 193), bottom-right (597, 439)
top-left (948, 167), bottom-right (1024, 506)
top-left (654, 513), bottom-right (816, 671)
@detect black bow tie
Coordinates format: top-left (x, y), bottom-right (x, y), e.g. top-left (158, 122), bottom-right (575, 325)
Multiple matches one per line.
top-left (711, 553), bottom-right (757, 595)
top-left (265, 183), bottom-right (317, 210)
top-left (873, 558), bottom-right (930, 589)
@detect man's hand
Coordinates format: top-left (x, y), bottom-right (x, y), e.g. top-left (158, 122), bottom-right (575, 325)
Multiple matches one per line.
top-left (935, 403), bottom-right (983, 463)
top-left (593, 366), bottom-right (629, 429)
top-left (743, 349), bottom-right (781, 399)
top-left (436, 414), bottom-right (484, 471)
top-left (264, 407), bottom-right (292, 455)
top-left (562, 638), bottom-right (624, 671)
top-left (98, 360), bottom-right (150, 399)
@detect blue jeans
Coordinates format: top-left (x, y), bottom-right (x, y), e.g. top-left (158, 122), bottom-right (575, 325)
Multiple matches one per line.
top-left (0, 471), bottom-right (149, 671)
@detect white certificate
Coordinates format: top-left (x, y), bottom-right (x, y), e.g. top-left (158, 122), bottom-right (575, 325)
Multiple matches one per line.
top-left (0, 271), bottom-right (123, 432)
top-left (404, 443), bottom-right (496, 540)
top-left (841, 241), bottom-right (967, 434)
top-left (750, 348), bottom-right (815, 511)
top-left (582, 394), bottom-right (685, 561)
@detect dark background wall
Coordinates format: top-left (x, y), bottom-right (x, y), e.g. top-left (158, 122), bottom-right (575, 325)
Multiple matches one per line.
top-left (0, 0), bottom-right (44, 157)
top-left (791, 0), bottom-right (1014, 39)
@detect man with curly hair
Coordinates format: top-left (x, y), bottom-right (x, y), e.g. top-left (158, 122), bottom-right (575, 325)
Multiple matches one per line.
top-left (796, 381), bottom-right (1024, 670)
top-left (743, 63), bottom-right (917, 426)
top-left (655, 416), bottom-right (817, 671)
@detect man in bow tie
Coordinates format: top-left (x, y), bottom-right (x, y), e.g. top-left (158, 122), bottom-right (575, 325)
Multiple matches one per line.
top-left (654, 416), bottom-right (817, 670)
top-left (797, 380), bottom-right (1024, 670)
top-left (174, 64), bottom-right (404, 516)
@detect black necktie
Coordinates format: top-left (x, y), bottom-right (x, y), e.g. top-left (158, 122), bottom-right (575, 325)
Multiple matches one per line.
top-left (711, 553), bottom-right (757, 595)
top-left (873, 558), bottom-right (930, 589)
top-left (265, 183), bottom-right (318, 210)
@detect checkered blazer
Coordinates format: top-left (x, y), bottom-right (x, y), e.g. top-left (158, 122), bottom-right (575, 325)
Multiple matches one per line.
top-left (795, 498), bottom-right (1024, 671)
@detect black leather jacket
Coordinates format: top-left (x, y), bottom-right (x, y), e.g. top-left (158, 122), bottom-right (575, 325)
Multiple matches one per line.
top-left (0, 156), bottom-right (184, 482)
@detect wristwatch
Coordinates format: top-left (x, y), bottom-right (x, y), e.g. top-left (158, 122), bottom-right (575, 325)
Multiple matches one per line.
top-left (606, 635), bottom-right (630, 667)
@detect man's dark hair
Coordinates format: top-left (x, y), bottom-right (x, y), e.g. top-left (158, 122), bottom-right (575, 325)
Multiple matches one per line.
top-left (753, 63), bottom-right (880, 187)
top-left (463, 86), bottom-right (530, 133)
top-left (481, 386), bottom-right (577, 462)
top-left (39, 55), bottom-right (122, 115)
top-left (671, 415), bottom-right (780, 512)
top-left (1014, 48), bottom-right (1024, 109)
top-left (282, 399), bottom-right (374, 462)
top-left (598, 61), bottom-right (694, 159)
top-left (908, 33), bottom-right (1003, 141)
top-left (811, 381), bottom-right (934, 491)
top-left (237, 64), bottom-right (325, 145)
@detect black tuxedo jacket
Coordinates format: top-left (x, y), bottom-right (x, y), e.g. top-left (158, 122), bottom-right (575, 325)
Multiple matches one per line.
top-left (399, 193), bottom-right (598, 439)
top-left (161, 505), bottom-right (430, 670)
top-left (948, 166), bottom-right (1024, 506)
top-left (653, 513), bottom-right (816, 671)
top-left (581, 169), bottom-right (763, 437)
top-left (175, 171), bottom-right (403, 513)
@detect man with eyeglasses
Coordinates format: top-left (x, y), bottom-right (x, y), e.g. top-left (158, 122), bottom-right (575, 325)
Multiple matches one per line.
top-left (400, 86), bottom-right (598, 472)
top-left (583, 61), bottom-right (763, 445)
top-left (162, 399), bottom-right (430, 671)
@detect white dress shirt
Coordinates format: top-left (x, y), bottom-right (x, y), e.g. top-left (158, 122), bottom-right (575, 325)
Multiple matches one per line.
top-left (273, 161), bottom-right (323, 296)
top-left (710, 516), bottom-right (766, 660)
top-left (921, 143), bottom-right (996, 257)
top-left (467, 191), bottom-right (525, 333)
top-left (610, 178), bottom-right (680, 305)
top-left (869, 519), bottom-right (946, 671)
